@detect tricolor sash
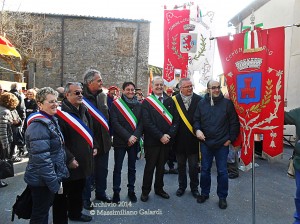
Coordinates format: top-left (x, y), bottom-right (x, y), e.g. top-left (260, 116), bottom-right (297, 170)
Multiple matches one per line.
top-left (56, 108), bottom-right (93, 148)
top-left (172, 96), bottom-right (195, 136)
top-left (145, 95), bottom-right (173, 125)
top-left (27, 112), bottom-right (48, 126)
top-left (113, 98), bottom-right (137, 130)
top-left (82, 97), bottom-right (109, 132)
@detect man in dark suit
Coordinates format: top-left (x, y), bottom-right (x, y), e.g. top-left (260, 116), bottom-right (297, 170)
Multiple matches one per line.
top-left (173, 78), bottom-right (202, 198)
top-left (140, 76), bottom-right (179, 202)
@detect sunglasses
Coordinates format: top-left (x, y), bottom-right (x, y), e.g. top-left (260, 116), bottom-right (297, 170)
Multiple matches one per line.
top-left (74, 91), bottom-right (83, 95)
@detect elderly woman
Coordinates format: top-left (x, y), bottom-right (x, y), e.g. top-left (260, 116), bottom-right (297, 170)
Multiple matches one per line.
top-left (24, 87), bottom-right (69, 224)
top-left (0, 92), bottom-right (20, 187)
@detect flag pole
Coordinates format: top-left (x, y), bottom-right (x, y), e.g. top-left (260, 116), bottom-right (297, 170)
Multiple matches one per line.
top-left (249, 10), bottom-right (257, 224)
top-left (209, 23), bottom-right (300, 41)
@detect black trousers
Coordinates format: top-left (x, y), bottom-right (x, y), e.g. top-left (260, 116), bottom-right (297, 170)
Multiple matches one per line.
top-left (176, 153), bottom-right (199, 191)
top-left (142, 144), bottom-right (170, 195)
top-left (52, 178), bottom-right (86, 224)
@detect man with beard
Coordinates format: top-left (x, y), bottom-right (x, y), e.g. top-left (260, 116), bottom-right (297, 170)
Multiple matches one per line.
top-left (193, 80), bottom-right (240, 209)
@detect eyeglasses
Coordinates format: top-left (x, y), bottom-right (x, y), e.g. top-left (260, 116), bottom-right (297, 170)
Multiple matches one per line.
top-left (181, 85), bottom-right (193, 89)
top-left (208, 86), bottom-right (221, 90)
top-left (45, 100), bottom-right (58, 104)
top-left (74, 91), bottom-right (83, 95)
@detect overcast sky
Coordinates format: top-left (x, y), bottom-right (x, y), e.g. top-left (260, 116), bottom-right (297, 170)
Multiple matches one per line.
top-left (2, 0), bottom-right (255, 71)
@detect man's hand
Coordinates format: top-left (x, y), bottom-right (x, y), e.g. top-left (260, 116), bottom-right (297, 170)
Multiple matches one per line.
top-left (224, 140), bottom-right (231, 146)
top-left (196, 130), bottom-right (205, 141)
top-left (160, 134), bottom-right (170, 144)
top-left (68, 159), bottom-right (79, 169)
top-left (128, 135), bottom-right (137, 147)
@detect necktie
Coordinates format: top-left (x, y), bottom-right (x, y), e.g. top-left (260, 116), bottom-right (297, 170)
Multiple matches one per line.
top-left (158, 97), bottom-right (163, 103)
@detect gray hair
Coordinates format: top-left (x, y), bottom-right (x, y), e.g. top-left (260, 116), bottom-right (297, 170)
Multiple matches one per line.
top-left (36, 87), bottom-right (58, 103)
top-left (152, 76), bottom-right (163, 85)
top-left (10, 82), bottom-right (20, 90)
top-left (83, 69), bottom-right (101, 85)
top-left (178, 78), bottom-right (191, 88)
top-left (64, 82), bottom-right (83, 93)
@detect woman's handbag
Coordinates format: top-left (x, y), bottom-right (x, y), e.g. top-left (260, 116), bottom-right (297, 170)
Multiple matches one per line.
top-left (11, 185), bottom-right (32, 221)
top-left (287, 156), bottom-right (295, 179)
top-left (0, 159), bottom-right (14, 179)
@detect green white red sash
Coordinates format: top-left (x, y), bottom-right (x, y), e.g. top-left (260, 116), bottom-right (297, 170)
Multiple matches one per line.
top-left (113, 98), bottom-right (137, 130)
top-left (82, 97), bottom-right (109, 132)
top-left (145, 95), bottom-right (173, 125)
top-left (56, 107), bottom-right (93, 148)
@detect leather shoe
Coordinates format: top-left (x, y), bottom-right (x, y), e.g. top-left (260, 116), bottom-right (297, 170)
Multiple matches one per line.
top-left (176, 188), bottom-right (185, 197)
top-left (0, 180), bottom-right (8, 188)
top-left (140, 193), bottom-right (149, 202)
top-left (112, 192), bottom-right (120, 203)
top-left (219, 198), bottom-right (227, 209)
top-left (192, 190), bottom-right (200, 198)
top-left (155, 190), bottom-right (170, 199)
top-left (96, 195), bottom-right (112, 203)
top-left (197, 194), bottom-right (209, 203)
top-left (69, 214), bottom-right (92, 222)
top-left (83, 200), bottom-right (93, 210)
top-left (128, 191), bottom-right (137, 203)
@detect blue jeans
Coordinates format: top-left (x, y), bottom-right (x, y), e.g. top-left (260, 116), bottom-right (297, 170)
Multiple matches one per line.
top-left (29, 185), bottom-right (54, 224)
top-left (113, 146), bottom-right (137, 193)
top-left (200, 143), bottom-right (229, 199)
top-left (294, 170), bottom-right (300, 223)
top-left (94, 152), bottom-right (109, 198)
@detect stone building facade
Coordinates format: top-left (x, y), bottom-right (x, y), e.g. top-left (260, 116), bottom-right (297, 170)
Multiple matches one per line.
top-left (2, 12), bottom-right (150, 93)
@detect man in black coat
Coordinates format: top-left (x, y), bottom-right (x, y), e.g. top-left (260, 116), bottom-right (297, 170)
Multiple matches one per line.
top-left (82, 69), bottom-right (112, 204)
top-left (140, 76), bottom-right (179, 202)
top-left (193, 80), bottom-right (240, 210)
top-left (53, 82), bottom-right (97, 223)
top-left (110, 81), bottom-right (143, 203)
top-left (173, 78), bottom-right (202, 198)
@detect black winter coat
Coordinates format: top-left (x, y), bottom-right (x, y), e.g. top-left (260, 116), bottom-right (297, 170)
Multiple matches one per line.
top-left (83, 85), bottom-right (111, 156)
top-left (142, 93), bottom-right (179, 147)
top-left (193, 93), bottom-right (240, 149)
top-left (174, 93), bottom-right (202, 155)
top-left (110, 95), bottom-right (143, 148)
top-left (57, 99), bottom-right (95, 181)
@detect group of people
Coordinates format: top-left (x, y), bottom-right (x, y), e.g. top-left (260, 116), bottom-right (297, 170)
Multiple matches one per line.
top-left (0, 68), bottom-right (299, 223)
top-left (15, 68), bottom-right (300, 224)
top-left (0, 84), bottom-right (38, 188)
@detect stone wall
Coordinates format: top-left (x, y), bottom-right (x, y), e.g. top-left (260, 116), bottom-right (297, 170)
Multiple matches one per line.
top-left (1, 13), bottom-right (150, 95)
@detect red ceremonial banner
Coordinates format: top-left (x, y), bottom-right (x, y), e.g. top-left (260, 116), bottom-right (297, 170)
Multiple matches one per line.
top-left (163, 10), bottom-right (190, 86)
top-left (217, 27), bottom-right (285, 168)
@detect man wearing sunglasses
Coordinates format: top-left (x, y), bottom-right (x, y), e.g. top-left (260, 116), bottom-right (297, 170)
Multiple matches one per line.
top-left (193, 80), bottom-right (240, 210)
top-left (53, 82), bottom-right (97, 222)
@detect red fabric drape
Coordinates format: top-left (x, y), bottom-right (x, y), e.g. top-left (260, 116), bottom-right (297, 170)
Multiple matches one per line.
top-left (217, 27), bottom-right (285, 167)
top-left (163, 10), bottom-right (189, 86)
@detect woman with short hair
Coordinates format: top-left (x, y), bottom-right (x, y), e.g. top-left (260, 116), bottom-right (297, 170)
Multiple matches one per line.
top-left (24, 87), bottom-right (69, 224)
